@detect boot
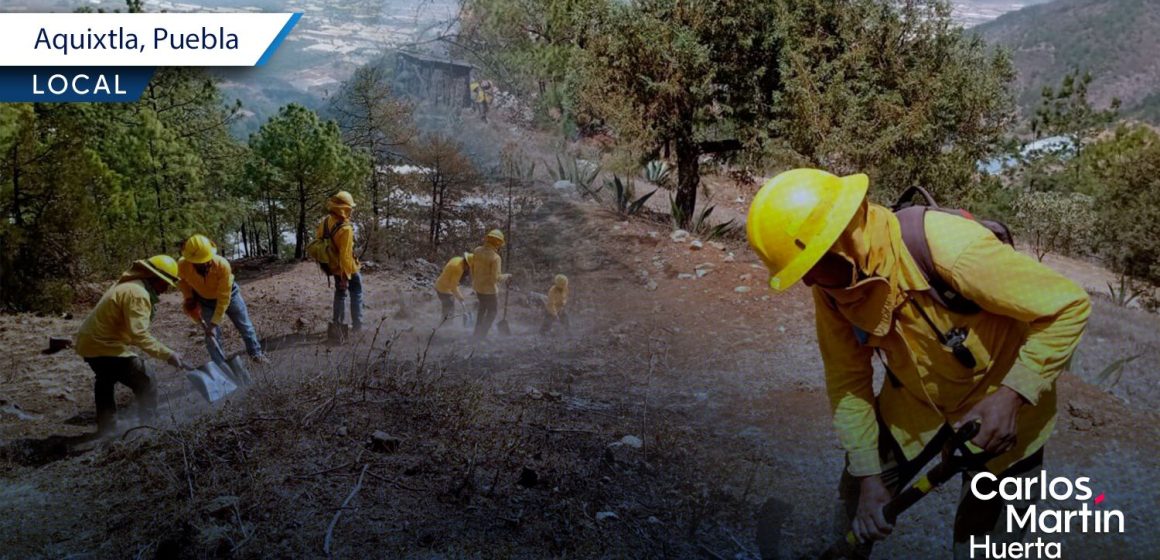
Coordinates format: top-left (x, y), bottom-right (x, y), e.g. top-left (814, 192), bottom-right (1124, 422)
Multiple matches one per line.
top-left (327, 321), bottom-right (348, 344)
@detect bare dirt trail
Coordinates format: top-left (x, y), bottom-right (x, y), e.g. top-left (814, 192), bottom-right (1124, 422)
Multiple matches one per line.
top-left (3, 114), bottom-right (1160, 558)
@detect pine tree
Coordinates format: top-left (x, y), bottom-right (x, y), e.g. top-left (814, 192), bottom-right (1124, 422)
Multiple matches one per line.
top-left (250, 104), bottom-right (368, 259)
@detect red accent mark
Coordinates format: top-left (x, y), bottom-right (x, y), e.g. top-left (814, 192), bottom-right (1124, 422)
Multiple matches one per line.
top-left (1094, 493), bottom-right (1105, 504)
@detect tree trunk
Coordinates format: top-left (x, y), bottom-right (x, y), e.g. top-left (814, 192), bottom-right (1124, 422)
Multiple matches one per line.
top-left (675, 134), bottom-right (701, 228)
top-left (370, 166), bottom-right (381, 230)
top-left (295, 181), bottom-right (307, 260)
top-left (10, 144), bottom-right (23, 227)
top-left (266, 195), bottom-right (279, 258)
top-left (154, 178), bottom-right (165, 253)
top-left (253, 220), bottom-right (263, 256)
top-left (429, 178), bottom-right (439, 250)
top-left (149, 138), bottom-right (166, 253)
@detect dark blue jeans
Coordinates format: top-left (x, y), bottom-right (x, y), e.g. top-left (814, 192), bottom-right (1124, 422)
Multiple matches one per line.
top-left (200, 282), bottom-right (262, 362)
top-left (333, 272), bottom-right (364, 329)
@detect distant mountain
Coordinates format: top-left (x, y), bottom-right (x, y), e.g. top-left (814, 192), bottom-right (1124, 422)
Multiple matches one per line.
top-left (951, 0), bottom-right (1055, 27)
top-left (977, 0), bottom-right (1160, 122)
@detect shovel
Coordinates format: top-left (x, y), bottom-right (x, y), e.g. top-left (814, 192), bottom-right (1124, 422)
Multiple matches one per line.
top-left (185, 361), bottom-right (238, 404)
top-left (497, 282), bottom-right (512, 336)
top-left (186, 334), bottom-right (252, 403)
top-left (460, 299), bottom-right (474, 328)
top-left (814, 421), bottom-right (989, 560)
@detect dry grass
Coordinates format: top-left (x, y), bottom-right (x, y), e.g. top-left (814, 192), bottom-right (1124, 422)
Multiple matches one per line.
top-left (1071, 297), bottom-right (1160, 408)
top-left (3, 315), bottom-right (764, 559)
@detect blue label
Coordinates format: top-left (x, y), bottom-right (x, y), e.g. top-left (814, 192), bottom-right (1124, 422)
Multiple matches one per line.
top-left (0, 67), bottom-right (155, 102)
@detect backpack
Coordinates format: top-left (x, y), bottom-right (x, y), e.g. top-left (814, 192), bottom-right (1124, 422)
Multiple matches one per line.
top-left (306, 217), bottom-right (349, 276)
top-left (892, 186), bottom-right (1014, 315)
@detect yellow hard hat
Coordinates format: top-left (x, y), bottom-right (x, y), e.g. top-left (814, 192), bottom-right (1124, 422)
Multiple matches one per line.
top-left (181, 234), bottom-right (216, 264)
top-left (330, 190), bottom-right (356, 208)
top-left (463, 252), bottom-right (474, 268)
top-left (554, 274), bottom-right (568, 287)
top-left (486, 229), bottom-right (505, 245)
top-left (746, 169), bottom-right (868, 293)
top-left (137, 254), bottom-right (180, 287)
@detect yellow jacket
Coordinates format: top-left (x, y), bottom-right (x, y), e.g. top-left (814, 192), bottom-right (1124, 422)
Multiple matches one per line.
top-left (815, 204), bottom-right (1090, 476)
top-left (546, 277), bottom-right (568, 317)
top-left (435, 256), bottom-right (470, 299)
top-left (75, 275), bottom-right (174, 361)
top-left (178, 255), bottom-right (233, 325)
top-left (470, 81), bottom-right (492, 104)
top-left (471, 245), bottom-right (503, 295)
top-left (316, 208), bottom-right (359, 279)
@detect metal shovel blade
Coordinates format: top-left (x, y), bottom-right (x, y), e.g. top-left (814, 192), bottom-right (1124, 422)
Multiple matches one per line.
top-left (205, 334), bottom-right (252, 387)
top-left (224, 355), bottom-right (252, 387)
top-left (186, 361), bottom-right (238, 403)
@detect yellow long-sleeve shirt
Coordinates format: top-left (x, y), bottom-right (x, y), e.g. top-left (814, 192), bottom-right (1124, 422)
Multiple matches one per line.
top-left (316, 210), bottom-right (359, 279)
top-left (546, 284), bottom-right (568, 317)
top-left (471, 245), bottom-right (503, 295)
top-left (435, 256), bottom-right (469, 300)
top-left (75, 277), bottom-right (174, 361)
top-left (178, 255), bottom-right (233, 325)
top-left (815, 207), bottom-right (1090, 476)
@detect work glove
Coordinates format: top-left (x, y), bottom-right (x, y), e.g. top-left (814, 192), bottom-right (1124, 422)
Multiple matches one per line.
top-left (500, 274), bottom-right (512, 283)
top-left (167, 353), bottom-right (192, 370)
top-left (335, 274), bottom-right (350, 291)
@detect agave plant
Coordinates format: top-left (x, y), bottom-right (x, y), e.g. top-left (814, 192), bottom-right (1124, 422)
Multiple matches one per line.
top-left (1106, 275), bottom-right (1144, 307)
top-left (548, 154), bottom-right (602, 199)
top-left (668, 195), bottom-right (738, 241)
top-left (607, 175), bottom-right (657, 217)
top-left (642, 160), bottom-right (672, 188)
top-left (1094, 353), bottom-right (1142, 390)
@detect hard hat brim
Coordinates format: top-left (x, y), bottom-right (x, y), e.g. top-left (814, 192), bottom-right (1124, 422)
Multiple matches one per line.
top-left (766, 174), bottom-right (868, 293)
top-left (139, 260), bottom-right (179, 287)
top-left (186, 251), bottom-right (215, 264)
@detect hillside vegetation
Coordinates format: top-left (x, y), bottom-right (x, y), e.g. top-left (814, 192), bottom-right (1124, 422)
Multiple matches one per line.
top-left (977, 0), bottom-right (1160, 121)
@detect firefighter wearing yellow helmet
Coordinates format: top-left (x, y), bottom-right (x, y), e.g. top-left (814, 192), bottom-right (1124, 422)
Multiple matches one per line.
top-left (747, 168), bottom-right (1091, 555)
top-left (75, 255), bottom-right (191, 435)
top-left (316, 190), bottom-right (363, 337)
top-left (178, 234), bottom-right (269, 365)
top-left (470, 229), bottom-right (511, 339)
top-left (539, 273), bottom-right (570, 334)
top-left (435, 252), bottom-right (474, 321)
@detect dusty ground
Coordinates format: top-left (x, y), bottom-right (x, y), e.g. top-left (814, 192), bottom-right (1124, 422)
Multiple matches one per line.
top-left (2, 116), bottom-right (1159, 559)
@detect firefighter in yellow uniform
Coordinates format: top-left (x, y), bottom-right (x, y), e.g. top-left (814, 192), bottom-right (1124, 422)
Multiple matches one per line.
top-left (178, 234), bottom-right (268, 364)
top-left (75, 255), bottom-right (190, 435)
top-left (317, 191), bottom-right (363, 333)
top-left (539, 274), bottom-right (570, 334)
top-left (435, 252), bottom-right (473, 321)
top-left (470, 79), bottom-right (493, 122)
top-left (747, 169), bottom-right (1090, 558)
top-left (471, 229), bottom-right (510, 339)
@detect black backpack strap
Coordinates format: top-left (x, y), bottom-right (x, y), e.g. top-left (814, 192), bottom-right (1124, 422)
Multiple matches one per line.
top-left (321, 216), bottom-right (349, 243)
top-left (893, 186), bottom-right (940, 212)
top-left (896, 206), bottom-right (982, 315)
